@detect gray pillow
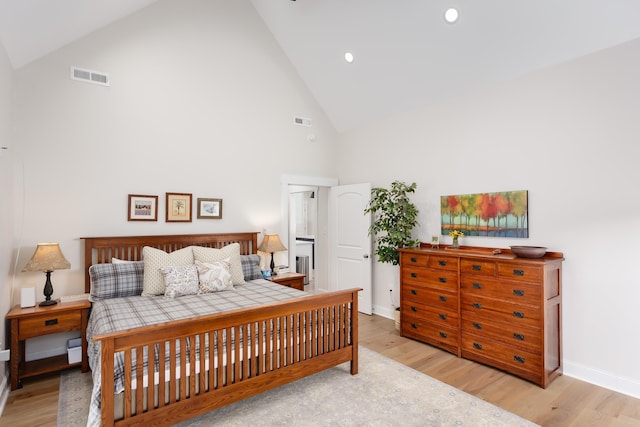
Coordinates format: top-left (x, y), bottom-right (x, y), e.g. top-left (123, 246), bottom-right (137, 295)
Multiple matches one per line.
top-left (241, 254), bottom-right (262, 281)
top-left (88, 261), bottom-right (144, 301)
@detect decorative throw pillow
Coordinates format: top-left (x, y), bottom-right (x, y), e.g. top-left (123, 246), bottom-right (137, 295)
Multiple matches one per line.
top-left (111, 257), bottom-right (138, 264)
top-left (192, 244), bottom-right (245, 285)
top-left (195, 259), bottom-right (233, 293)
top-left (161, 265), bottom-right (199, 298)
top-left (88, 261), bottom-right (144, 302)
top-left (142, 246), bottom-right (195, 296)
top-left (240, 254), bottom-right (262, 281)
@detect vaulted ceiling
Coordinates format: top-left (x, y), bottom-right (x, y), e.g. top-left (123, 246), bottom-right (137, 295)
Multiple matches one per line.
top-left (1, 0), bottom-right (640, 132)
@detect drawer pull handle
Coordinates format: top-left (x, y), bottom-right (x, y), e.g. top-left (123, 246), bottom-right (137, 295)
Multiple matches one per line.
top-left (472, 264), bottom-right (482, 271)
top-left (513, 311), bottom-right (525, 318)
top-left (438, 313), bottom-right (447, 320)
top-left (439, 277), bottom-right (447, 283)
top-left (410, 257), bottom-right (418, 263)
top-left (439, 295), bottom-right (447, 302)
top-left (410, 306), bottom-right (418, 312)
top-left (513, 333), bottom-right (525, 341)
top-left (439, 331), bottom-right (448, 338)
top-left (473, 342), bottom-right (483, 350)
top-left (514, 355), bottom-right (526, 364)
top-left (513, 269), bottom-right (525, 276)
top-left (438, 260), bottom-right (447, 266)
top-left (411, 323), bottom-right (418, 329)
top-left (473, 322), bottom-right (483, 329)
top-left (472, 302), bottom-right (482, 309)
top-left (411, 272), bottom-right (417, 278)
top-left (411, 289), bottom-right (418, 295)
top-left (45, 318), bottom-right (58, 326)
top-left (472, 282), bottom-right (482, 289)
top-left (513, 289), bottom-right (525, 296)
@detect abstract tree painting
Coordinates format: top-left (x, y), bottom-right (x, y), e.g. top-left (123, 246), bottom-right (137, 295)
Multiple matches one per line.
top-left (440, 190), bottom-right (528, 238)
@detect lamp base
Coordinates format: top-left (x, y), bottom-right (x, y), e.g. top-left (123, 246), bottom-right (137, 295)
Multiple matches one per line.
top-left (40, 270), bottom-right (57, 307)
top-left (269, 252), bottom-right (277, 275)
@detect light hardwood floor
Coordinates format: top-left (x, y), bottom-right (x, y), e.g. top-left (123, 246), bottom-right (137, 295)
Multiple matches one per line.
top-left (2, 314), bottom-right (640, 426)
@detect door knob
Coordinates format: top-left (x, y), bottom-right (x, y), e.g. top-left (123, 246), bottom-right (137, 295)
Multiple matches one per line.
top-left (363, 254), bottom-right (369, 259)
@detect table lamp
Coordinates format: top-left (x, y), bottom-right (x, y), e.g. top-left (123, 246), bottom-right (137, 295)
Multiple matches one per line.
top-left (22, 243), bottom-right (71, 306)
top-left (258, 234), bottom-right (287, 276)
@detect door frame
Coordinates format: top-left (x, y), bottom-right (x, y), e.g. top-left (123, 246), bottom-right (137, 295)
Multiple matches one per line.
top-left (281, 175), bottom-right (339, 289)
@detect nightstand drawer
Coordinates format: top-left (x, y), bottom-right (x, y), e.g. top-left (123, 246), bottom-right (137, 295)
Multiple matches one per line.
top-left (19, 310), bottom-right (81, 339)
top-left (270, 272), bottom-right (306, 291)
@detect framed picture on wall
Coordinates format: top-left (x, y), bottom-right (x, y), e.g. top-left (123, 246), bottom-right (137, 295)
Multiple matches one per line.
top-left (128, 194), bottom-right (158, 221)
top-left (197, 198), bottom-right (222, 219)
top-left (166, 192), bottom-right (192, 222)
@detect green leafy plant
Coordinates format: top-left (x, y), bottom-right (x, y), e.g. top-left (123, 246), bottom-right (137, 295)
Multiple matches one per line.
top-left (364, 181), bottom-right (420, 265)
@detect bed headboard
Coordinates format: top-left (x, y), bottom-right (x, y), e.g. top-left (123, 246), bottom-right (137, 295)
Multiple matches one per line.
top-left (81, 232), bottom-right (259, 293)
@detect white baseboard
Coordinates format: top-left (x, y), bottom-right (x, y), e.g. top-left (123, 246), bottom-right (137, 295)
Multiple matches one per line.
top-left (372, 304), bottom-right (395, 319)
top-left (564, 360), bottom-right (640, 400)
top-left (0, 372), bottom-right (9, 418)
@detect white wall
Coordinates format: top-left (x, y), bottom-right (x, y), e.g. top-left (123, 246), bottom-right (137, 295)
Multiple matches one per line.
top-left (9, 0), bottom-right (338, 299)
top-left (6, 0), bottom-right (338, 360)
top-left (0, 40), bottom-right (14, 412)
top-left (337, 38), bottom-right (640, 397)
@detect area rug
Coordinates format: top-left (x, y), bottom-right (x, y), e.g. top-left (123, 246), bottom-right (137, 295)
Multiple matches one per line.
top-left (58, 347), bottom-right (538, 426)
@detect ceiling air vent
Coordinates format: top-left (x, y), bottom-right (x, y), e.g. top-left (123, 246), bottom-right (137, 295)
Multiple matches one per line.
top-left (294, 116), bottom-right (312, 127)
top-left (70, 66), bottom-right (110, 86)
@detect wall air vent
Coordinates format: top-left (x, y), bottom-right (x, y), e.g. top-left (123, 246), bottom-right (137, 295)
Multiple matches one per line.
top-left (70, 66), bottom-right (110, 86)
top-left (294, 116), bottom-right (312, 127)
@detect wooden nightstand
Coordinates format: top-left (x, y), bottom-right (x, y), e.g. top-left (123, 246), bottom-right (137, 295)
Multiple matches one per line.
top-left (6, 299), bottom-right (91, 390)
top-left (270, 272), bottom-right (306, 291)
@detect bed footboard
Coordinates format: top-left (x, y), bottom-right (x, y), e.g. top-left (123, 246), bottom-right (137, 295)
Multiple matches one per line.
top-left (94, 288), bottom-right (360, 427)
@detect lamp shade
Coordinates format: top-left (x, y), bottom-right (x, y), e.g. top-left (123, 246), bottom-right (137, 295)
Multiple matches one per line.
top-left (258, 234), bottom-right (287, 253)
top-left (22, 243), bottom-right (71, 272)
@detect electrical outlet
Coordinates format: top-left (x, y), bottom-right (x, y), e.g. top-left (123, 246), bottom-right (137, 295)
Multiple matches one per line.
top-left (0, 349), bottom-right (10, 362)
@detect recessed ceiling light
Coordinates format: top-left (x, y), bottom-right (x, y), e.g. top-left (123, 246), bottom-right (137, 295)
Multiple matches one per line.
top-left (344, 52), bottom-right (354, 63)
top-left (444, 8), bottom-right (459, 23)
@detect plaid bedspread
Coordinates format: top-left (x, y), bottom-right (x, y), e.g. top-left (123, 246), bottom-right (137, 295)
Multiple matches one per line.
top-left (86, 279), bottom-right (307, 427)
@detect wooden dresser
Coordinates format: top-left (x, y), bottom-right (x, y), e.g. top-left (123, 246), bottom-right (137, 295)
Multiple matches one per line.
top-left (399, 245), bottom-right (563, 388)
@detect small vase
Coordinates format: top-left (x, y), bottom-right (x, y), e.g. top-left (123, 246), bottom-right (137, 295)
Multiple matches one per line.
top-left (452, 238), bottom-right (459, 249)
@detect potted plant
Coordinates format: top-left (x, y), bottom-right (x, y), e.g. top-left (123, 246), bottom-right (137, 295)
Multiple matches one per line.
top-left (365, 181), bottom-right (420, 265)
top-left (365, 181), bottom-right (420, 329)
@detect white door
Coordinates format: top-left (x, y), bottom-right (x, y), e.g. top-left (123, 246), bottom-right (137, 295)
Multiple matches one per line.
top-left (328, 183), bottom-right (372, 314)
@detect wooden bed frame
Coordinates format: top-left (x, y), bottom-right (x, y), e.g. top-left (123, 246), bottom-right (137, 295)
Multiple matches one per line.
top-left (82, 233), bottom-right (360, 427)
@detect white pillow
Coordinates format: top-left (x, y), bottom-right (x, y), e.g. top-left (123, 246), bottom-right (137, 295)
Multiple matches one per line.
top-left (192, 244), bottom-right (245, 285)
top-left (112, 257), bottom-right (137, 264)
top-left (195, 259), bottom-right (233, 293)
top-left (161, 265), bottom-right (199, 298)
top-left (142, 246), bottom-right (195, 296)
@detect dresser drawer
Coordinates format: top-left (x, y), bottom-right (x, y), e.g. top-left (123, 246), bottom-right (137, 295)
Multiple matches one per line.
top-left (402, 301), bottom-right (458, 329)
top-left (461, 334), bottom-right (542, 375)
top-left (498, 263), bottom-right (542, 283)
top-left (460, 276), bottom-right (540, 305)
top-left (402, 314), bottom-right (459, 349)
top-left (461, 316), bottom-right (541, 352)
top-left (426, 255), bottom-right (458, 271)
top-left (460, 259), bottom-right (496, 276)
top-left (402, 268), bottom-right (458, 292)
top-left (461, 294), bottom-right (541, 329)
top-left (402, 286), bottom-right (458, 313)
top-left (18, 310), bottom-right (82, 339)
top-left (402, 253), bottom-right (428, 267)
